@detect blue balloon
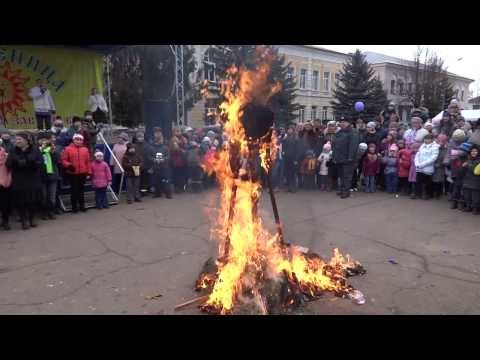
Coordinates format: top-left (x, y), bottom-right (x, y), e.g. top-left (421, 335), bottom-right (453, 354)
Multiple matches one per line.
top-left (354, 101), bottom-right (365, 112)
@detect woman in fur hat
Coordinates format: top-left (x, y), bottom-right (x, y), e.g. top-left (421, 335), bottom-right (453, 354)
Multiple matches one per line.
top-left (6, 132), bottom-right (44, 229)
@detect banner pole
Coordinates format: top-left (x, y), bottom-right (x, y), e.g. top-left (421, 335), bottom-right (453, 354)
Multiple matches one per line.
top-left (106, 55), bottom-right (113, 139)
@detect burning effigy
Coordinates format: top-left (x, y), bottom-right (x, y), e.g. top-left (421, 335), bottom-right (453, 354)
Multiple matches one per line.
top-left (177, 47), bottom-right (365, 315)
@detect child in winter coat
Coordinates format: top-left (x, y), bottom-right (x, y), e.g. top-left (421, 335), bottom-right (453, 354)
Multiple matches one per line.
top-left (397, 140), bottom-right (411, 196)
top-left (432, 134), bottom-right (448, 199)
top-left (300, 150), bottom-right (317, 190)
top-left (122, 143), bottom-right (144, 204)
top-left (362, 143), bottom-right (381, 193)
top-left (408, 142), bottom-right (421, 198)
top-left (383, 144), bottom-right (399, 194)
top-left (91, 151), bottom-right (112, 210)
top-left (461, 145), bottom-right (480, 214)
top-left (413, 134), bottom-right (440, 200)
top-left (317, 142), bottom-right (332, 191)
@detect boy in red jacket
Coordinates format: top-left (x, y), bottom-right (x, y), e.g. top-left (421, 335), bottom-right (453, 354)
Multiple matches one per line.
top-left (397, 139), bottom-right (411, 196)
top-left (61, 134), bottom-right (92, 213)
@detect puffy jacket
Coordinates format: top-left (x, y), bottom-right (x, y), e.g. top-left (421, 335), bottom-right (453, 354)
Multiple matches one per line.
top-left (383, 155), bottom-right (398, 175)
top-left (333, 126), bottom-right (360, 164)
top-left (91, 160), bottom-right (112, 188)
top-left (122, 152), bottom-right (144, 178)
top-left (317, 151), bottom-right (332, 176)
top-left (6, 145), bottom-right (43, 192)
top-left (61, 143), bottom-right (92, 176)
top-left (463, 158), bottom-right (480, 190)
top-left (282, 135), bottom-right (300, 162)
top-left (415, 142), bottom-right (440, 175)
top-left (432, 146), bottom-right (448, 183)
top-left (398, 149), bottom-right (411, 178)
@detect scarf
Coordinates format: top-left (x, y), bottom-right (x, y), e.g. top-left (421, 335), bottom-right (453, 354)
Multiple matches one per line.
top-left (42, 146), bottom-right (54, 174)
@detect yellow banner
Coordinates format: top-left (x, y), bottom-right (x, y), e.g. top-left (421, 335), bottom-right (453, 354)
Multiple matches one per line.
top-left (0, 45), bottom-right (104, 129)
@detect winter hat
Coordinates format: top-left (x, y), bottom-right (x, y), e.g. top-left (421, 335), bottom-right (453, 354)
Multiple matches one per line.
top-left (414, 128), bottom-right (429, 142)
top-left (94, 151), bottom-right (104, 158)
top-left (459, 142), bottom-right (473, 153)
top-left (36, 131), bottom-right (50, 140)
top-left (202, 136), bottom-right (211, 143)
top-left (389, 144), bottom-right (399, 153)
top-left (207, 130), bottom-right (216, 138)
top-left (452, 129), bottom-right (466, 142)
top-left (323, 142), bottom-right (332, 152)
top-left (327, 121), bottom-right (336, 127)
top-left (72, 134), bottom-right (84, 141)
top-left (359, 142), bottom-right (368, 152)
top-left (366, 121), bottom-right (376, 129)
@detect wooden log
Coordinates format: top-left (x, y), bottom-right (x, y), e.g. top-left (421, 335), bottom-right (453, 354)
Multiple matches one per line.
top-left (174, 295), bottom-right (210, 311)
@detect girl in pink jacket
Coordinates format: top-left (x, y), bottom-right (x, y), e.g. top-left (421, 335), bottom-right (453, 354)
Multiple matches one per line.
top-left (91, 151), bottom-right (112, 209)
top-left (0, 146), bottom-right (12, 230)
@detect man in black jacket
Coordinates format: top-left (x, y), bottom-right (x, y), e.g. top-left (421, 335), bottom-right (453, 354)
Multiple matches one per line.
top-left (282, 126), bottom-right (300, 193)
top-left (333, 116), bottom-right (360, 199)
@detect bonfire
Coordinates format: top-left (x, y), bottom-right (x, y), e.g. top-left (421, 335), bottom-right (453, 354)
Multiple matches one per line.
top-left (177, 47), bottom-right (365, 315)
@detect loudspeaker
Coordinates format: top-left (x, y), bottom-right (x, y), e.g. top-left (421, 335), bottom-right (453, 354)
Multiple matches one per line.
top-left (144, 99), bottom-right (174, 142)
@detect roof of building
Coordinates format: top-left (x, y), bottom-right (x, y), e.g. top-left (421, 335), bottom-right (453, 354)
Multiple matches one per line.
top-left (364, 51), bottom-right (474, 82)
top-left (303, 45), bottom-right (352, 57)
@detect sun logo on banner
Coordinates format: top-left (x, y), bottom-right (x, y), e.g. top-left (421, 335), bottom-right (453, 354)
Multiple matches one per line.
top-left (0, 62), bottom-right (30, 124)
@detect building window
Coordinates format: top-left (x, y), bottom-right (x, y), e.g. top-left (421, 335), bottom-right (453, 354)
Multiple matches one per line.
top-left (299, 69), bottom-right (307, 89)
top-left (312, 70), bottom-right (319, 90)
top-left (311, 106), bottom-right (317, 120)
top-left (398, 80), bottom-right (404, 96)
top-left (322, 106), bottom-right (328, 121)
top-left (323, 72), bottom-right (330, 92)
top-left (391, 80), bottom-right (396, 95)
top-left (461, 90), bottom-right (464, 101)
top-left (408, 82), bottom-right (413, 93)
top-left (287, 66), bottom-right (294, 79)
top-left (299, 106), bottom-right (305, 122)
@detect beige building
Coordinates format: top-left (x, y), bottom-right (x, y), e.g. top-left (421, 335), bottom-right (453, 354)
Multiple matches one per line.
top-left (276, 45), bottom-right (350, 124)
top-left (364, 51), bottom-right (475, 121)
top-left (186, 45), bottom-right (351, 127)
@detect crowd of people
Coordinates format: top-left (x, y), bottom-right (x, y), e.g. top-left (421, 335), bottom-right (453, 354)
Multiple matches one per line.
top-left (0, 117), bottom-right (224, 231)
top-left (1, 98), bottom-right (479, 232)
top-left (271, 100), bottom-right (480, 216)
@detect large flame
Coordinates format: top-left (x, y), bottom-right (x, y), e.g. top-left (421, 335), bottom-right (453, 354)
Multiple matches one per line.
top-left (200, 47), bottom-right (363, 314)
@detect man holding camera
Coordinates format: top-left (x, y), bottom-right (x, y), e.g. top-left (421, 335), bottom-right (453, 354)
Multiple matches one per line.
top-left (29, 79), bottom-right (56, 131)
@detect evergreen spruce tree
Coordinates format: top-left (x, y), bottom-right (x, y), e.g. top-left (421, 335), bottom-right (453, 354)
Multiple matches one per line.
top-left (331, 49), bottom-right (388, 121)
top-left (211, 45), bottom-right (299, 127)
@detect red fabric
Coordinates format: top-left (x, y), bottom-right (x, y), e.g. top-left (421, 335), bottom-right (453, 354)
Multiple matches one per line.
top-left (91, 160), bottom-right (112, 188)
top-left (62, 143), bottom-right (92, 175)
top-left (362, 154), bottom-right (380, 176)
top-left (398, 149), bottom-right (412, 178)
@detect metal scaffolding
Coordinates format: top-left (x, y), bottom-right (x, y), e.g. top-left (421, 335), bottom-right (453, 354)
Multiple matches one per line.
top-left (170, 45), bottom-right (185, 126)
